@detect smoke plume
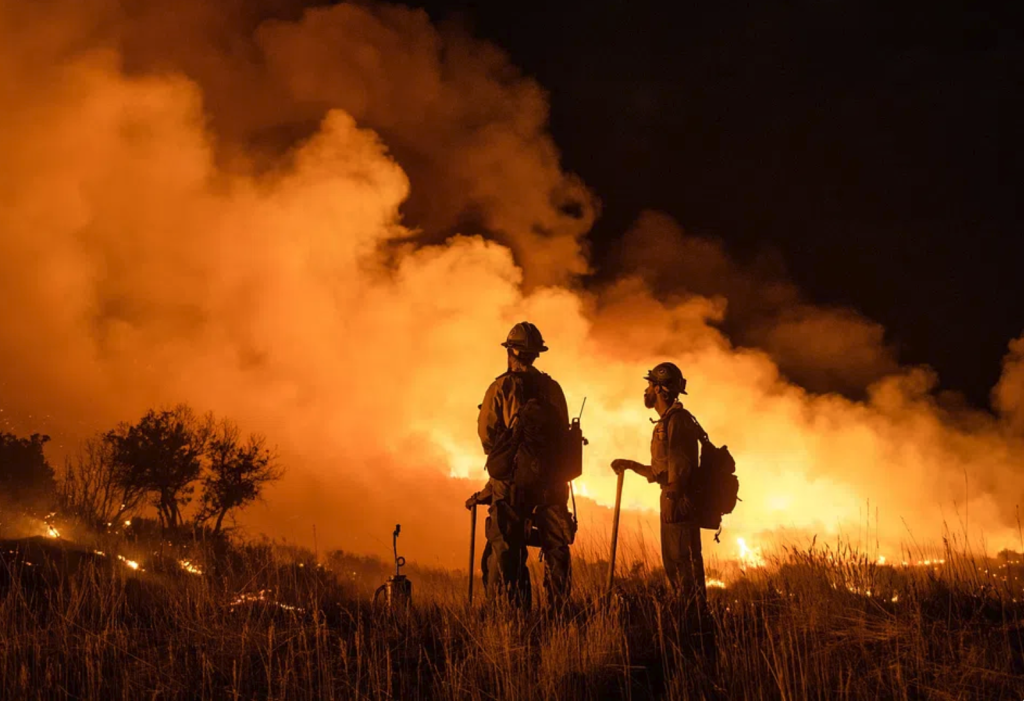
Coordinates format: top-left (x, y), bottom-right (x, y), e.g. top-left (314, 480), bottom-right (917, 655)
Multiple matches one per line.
top-left (994, 336), bottom-right (1024, 435)
top-left (618, 210), bottom-right (900, 395)
top-left (1, 0), bottom-right (1022, 567)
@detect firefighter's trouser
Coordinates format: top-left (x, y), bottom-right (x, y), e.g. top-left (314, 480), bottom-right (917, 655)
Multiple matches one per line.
top-left (481, 479), bottom-right (573, 611)
top-left (661, 521), bottom-right (707, 602)
top-left (661, 492), bottom-right (715, 663)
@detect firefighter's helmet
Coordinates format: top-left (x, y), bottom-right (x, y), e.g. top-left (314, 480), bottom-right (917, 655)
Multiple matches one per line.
top-left (645, 362), bottom-right (687, 395)
top-left (502, 321), bottom-right (548, 353)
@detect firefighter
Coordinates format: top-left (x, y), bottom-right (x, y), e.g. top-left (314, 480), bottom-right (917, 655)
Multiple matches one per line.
top-left (611, 362), bottom-right (708, 605)
top-left (466, 322), bottom-right (574, 611)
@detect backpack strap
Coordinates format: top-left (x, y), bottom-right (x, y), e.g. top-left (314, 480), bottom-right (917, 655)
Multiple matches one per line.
top-left (492, 371), bottom-right (531, 428)
top-left (503, 370), bottom-right (553, 417)
top-left (653, 404), bottom-right (712, 446)
top-left (682, 408), bottom-right (712, 446)
top-left (491, 370), bottom-right (542, 486)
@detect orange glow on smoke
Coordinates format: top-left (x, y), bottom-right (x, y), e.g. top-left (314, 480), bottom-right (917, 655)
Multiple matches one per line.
top-left (0, 0), bottom-right (1022, 569)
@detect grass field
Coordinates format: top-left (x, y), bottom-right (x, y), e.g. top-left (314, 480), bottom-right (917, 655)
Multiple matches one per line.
top-left (1, 524), bottom-right (1022, 700)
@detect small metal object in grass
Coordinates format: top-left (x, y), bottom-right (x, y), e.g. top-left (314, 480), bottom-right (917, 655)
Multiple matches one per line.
top-left (374, 523), bottom-right (411, 609)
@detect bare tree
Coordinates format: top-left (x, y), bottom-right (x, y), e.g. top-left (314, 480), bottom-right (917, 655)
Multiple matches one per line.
top-left (195, 420), bottom-right (282, 534)
top-left (57, 434), bottom-right (147, 527)
top-left (105, 405), bottom-right (213, 529)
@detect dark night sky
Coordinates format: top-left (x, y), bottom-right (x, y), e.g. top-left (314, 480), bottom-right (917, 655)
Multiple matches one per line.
top-left (401, 1), bottom-right (1023, 407)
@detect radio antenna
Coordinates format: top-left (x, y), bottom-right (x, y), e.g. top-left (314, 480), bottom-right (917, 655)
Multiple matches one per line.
top-left (577, 397), bottom-right (587, 421)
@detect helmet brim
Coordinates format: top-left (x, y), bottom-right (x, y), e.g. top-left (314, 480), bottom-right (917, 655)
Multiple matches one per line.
top-left (503, 342), bottom-right (548, 353)
top-left (644, 375), bottom-right (687, 394)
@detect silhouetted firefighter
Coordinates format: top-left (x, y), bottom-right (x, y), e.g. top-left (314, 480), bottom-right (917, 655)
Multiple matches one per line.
top-left (611, 362), bottom-right (738, 661)
top-left (466, 322), bottom-right (577, 611)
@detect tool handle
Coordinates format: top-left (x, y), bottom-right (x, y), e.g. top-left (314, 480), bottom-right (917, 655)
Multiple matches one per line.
top-left (468, 503), bottom-right (478, 604)
top-left (607, 470), bottom-right (625, 594)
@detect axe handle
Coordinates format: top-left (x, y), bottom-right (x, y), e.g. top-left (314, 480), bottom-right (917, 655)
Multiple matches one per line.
top-left (607, 470), bottom-right (625, 594)
top-left (468, 503), bottom-right (478, 604)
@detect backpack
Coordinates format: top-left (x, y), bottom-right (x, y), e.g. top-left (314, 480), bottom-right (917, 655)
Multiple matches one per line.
top-left (485, 372), bottom-right (570, 488)
top-left (686, 412), bottom-right (740, 536)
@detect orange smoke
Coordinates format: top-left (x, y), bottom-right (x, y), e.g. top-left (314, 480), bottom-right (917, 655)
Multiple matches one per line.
top-left (0, 1), bottom-right (1022, 568)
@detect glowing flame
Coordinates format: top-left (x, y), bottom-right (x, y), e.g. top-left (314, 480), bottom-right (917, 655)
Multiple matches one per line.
top-left (737, 538), bottom-right (765, 569)
top-left (179, 560), bottom-right (203, 576)
top-left (43, 512), bottom-right (60, 538)
top-left (707, 578), bottom-right (727, 589)
top-left (117, 555), bottom-right (140, 571)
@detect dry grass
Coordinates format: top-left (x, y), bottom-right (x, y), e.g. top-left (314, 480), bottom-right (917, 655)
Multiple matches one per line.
top-left (1, 530), bottom-right (1022, 700)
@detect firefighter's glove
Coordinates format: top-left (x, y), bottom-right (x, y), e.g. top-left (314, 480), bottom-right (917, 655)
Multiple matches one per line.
top-left (611, 459), bottom-right (643, 475)
top-left (465, 490), bottom-right (493, 510)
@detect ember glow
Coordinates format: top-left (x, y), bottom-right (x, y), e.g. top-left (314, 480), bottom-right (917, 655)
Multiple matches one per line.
top-left (40, 513), bottom-right (61, 539)
top-left (0, 0), bottom-right (1023, 567)
top-left (117, 556), bottom-right (140, 571)
top-left (230, 589), bottom-right (304, 613)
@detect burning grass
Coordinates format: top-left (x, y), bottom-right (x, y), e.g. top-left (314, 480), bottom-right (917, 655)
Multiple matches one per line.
top-left (0, 532), bottom-right (1022, 700)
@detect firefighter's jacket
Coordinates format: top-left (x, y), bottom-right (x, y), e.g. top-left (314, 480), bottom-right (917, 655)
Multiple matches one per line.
top-left (477, 367), bottom-right (569, 488)
top-left (634, 402), bottom-right (700, 493)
